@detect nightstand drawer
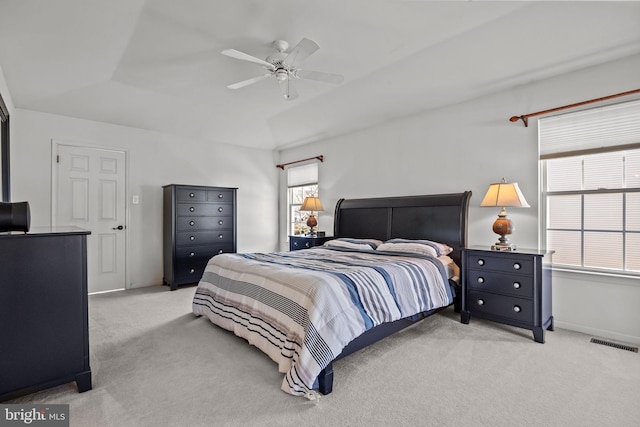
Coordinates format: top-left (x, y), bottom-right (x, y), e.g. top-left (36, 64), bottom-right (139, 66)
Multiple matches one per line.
top-left (467, 253), bottom-right (534, 276)
top-left (468, 291), bottom-right (533, 324)
top-left (466, 269), bottom-right (534, 298)
top-left (289, 235), bottom-right (333, 251)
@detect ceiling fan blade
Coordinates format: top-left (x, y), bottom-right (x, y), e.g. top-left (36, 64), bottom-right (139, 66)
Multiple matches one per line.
top-left (282, 38), bottom-right (320, 69)
top-left (227, 74), bottom-right (272, 89)
top-left (278, 77), bottom-right (299, 101)
top-left (221, 49), bottom-right (275, 69)
top-left (296, 69), bottom-right (344, 85)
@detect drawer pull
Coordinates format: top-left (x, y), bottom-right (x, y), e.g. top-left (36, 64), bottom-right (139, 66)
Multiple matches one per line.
top-left (218, 207), bottom-right (224, 213)
top-left (513, 282), bottom-right (521, 289)
top-left (477, 259), bottom-right (485, 266)
top-left (513, 305), bottom-right (521, 313)
top-left (477, 277), bottom-right (485, 284)
top-left (189, 221), bottom-right (195, 226)
top-left (218, 234), bottom-right (224, 239)
top-left (189, 192), bottom-right (195, 198)
top-left (513, 262), bottom-right (521, 270)
top-left (305, 242), bottom-right (310, 248)
top-left (189, 236), bottom-right (195, 241)
top-left (477, 299), bottom-right (484, 306)
top-left (218, 193), bottom-right (224, 199)
top-left (189, 268), bottom-right (195, 274)
top-left (218, 220), bottom-right (223, 225)
top-left (189, 252), bottom-right (195, 257)
top-left (218, 249), bottom-right (224, 254)
top-left (189, 207), bottom-right (195, 212)
top-left (293, 241), bottom-right (298, 247)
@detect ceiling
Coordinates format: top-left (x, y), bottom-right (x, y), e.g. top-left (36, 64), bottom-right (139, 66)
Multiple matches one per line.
top-left (1, 0), bottom-right (639, 151)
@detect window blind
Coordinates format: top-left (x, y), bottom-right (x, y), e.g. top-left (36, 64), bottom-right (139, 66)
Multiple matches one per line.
top-left (287, 163), bottom-right (318, 187)
top-left (539, 99), bottom-right (640, 159)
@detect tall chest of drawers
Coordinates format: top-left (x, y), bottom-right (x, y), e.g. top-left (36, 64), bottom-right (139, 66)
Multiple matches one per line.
top-left (163, 184), bottom-right (237, 290)
top-left (460, 246), bottom-right (554, 343)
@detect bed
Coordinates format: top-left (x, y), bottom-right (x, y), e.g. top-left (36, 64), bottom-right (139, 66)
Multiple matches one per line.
top-left (192, 191), bottom-right (471, 397)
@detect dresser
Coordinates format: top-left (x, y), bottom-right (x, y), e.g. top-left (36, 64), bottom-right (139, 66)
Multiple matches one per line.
top-left (460, 246), bottom-right (554, 343)
top-left (163, 185), bottom-right (237, 291)
top-left (0, 227), bottom-right (92, 401)
top-left (289, 235), bottom-right (333, 251)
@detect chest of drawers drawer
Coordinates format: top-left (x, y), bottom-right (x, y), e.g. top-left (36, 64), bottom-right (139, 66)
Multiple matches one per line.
top-left (176, 230), bottom-right (234, 246)
top-left (176, 203), bottom-right (234, 217)
top-left (176, 216), bottom-right (233, 231)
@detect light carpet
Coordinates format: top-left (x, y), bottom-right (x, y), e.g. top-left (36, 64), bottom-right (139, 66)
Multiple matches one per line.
top-left (7, 285), bottom-right (640, 427)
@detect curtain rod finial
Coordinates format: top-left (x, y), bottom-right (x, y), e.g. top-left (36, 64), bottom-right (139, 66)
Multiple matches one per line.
top-left (509, 115), bottom-right (528, 127)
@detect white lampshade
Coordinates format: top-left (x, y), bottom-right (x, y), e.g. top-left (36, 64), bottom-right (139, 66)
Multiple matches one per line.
top-left (300, 197), bottom-right (324, 212)
top-left (480, 181), bottom-right (530, 208)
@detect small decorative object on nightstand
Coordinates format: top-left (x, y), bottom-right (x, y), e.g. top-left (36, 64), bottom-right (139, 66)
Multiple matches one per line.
top-left (289, 235), bottom-right (333, 251)
top-left (461, 246), bottom-right (554, 343)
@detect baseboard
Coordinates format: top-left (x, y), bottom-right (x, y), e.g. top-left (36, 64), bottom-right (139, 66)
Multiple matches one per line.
top-left (555, 320), bottom-right (640, 346)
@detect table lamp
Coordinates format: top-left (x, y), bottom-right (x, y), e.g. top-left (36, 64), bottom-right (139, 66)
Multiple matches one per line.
top-left (480, 179), bottom-right (530, 251)
top-left (300, 197), bottom-right (324, 236)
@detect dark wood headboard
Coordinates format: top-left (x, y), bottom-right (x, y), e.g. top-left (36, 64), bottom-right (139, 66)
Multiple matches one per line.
top-left (333, 191), bottom-right (472, 266)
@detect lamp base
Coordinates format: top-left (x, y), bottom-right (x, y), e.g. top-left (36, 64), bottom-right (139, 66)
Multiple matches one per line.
top-left (491, 243), bottom-right (516, 251)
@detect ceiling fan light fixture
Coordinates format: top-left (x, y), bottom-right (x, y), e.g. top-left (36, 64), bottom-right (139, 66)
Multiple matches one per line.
top-left (275, 68), bottom-right (288, 81)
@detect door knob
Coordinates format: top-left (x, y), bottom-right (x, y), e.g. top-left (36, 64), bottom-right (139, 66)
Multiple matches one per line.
top-left (112, 225), bottom-right (124, 230)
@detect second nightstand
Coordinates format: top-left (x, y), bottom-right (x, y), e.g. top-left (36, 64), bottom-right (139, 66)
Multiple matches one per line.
top-left (289, 235), bottom-right (333, 251)
top-left (461, 246), bottom-right (554, 343)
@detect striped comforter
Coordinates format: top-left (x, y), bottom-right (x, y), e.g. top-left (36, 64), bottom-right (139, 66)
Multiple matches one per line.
top-left (192, 247), bottom-right (454, 396)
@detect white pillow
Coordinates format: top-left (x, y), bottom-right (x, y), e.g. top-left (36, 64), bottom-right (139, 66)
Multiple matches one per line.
top-left (324, 238), bottom-right (382, 251)
top-left (376, 238), bottom-right (453, 257)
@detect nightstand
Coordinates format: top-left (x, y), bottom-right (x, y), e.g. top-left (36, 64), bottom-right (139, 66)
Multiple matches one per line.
top-left (460, 246), bottom-right (554, 343)
top-left (289, 235), bottom-right (333, 251)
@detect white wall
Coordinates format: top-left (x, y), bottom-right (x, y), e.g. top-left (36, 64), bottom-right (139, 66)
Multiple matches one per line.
top-left (278, 54), bottom-right (640, 344)
top-left (9, 109), bottom-right (279, 288)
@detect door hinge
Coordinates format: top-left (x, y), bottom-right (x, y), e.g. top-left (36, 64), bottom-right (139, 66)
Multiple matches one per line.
top-left (56, 155), bottom-right (60, 163)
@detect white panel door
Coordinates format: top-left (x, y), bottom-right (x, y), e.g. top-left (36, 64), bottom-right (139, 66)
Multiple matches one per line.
top-left (56, 145), bottom-right (126, 293)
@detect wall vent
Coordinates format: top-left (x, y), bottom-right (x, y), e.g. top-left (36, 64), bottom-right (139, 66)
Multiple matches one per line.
top-left (590, 338), bottom-right (638, 353)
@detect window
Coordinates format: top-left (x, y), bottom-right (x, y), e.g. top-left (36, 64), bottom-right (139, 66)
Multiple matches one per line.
top-left (287, 163), bottom-right (319, 236)
top-left (543, 150), bottom-right (640, 273)
top-left (540, 100), bottom-right (640, 275)
top-left (288, 183), bottom-right (319, 236)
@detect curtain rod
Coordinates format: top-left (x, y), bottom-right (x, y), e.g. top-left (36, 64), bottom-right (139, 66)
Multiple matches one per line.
top-left (276, 155), bottom-right (323, 170)
top-left (510, 88), bottom-right (640, 127)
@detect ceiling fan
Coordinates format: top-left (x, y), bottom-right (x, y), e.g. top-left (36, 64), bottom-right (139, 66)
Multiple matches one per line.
top-left (222, 38), bottom-right (344, 101)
